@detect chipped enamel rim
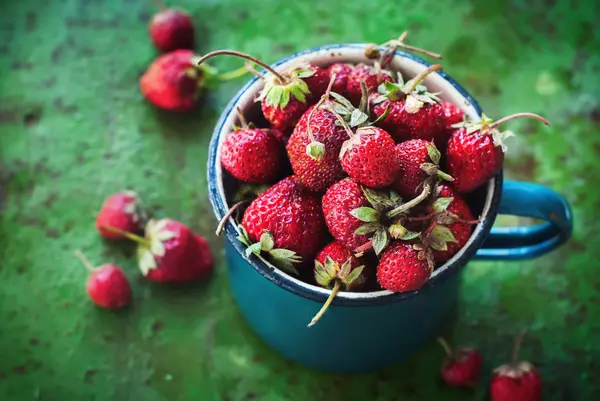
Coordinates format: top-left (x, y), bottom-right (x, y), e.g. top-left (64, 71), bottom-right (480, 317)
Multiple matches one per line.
top-left (208, 44), bottom-right (502, 306)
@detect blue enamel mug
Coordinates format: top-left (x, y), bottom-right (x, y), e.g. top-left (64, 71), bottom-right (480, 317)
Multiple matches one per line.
top-left (207, 44), bottom-right (573, 372)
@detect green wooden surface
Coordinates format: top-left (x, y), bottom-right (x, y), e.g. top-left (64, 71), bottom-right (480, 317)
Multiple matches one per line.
top-left (1, 0), bottom-right (599, 400)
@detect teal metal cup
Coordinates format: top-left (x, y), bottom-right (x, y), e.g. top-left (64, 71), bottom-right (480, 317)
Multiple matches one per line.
top-left (208, 44), bottom-right (573, 372)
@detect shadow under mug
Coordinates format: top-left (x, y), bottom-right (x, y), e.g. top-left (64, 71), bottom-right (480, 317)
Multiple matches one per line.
top-left (207, 44), bottom-right (573, 373)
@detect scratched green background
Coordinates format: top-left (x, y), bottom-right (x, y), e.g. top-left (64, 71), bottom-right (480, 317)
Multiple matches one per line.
top-left (0, 0), bottom-right (599, 400)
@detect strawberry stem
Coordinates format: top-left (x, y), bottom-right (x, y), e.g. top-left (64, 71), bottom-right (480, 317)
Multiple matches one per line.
top-left (244, 62), bottom-right (265, 79)
top-left (353, 240), bottom-right (373, 257)
top-left (489, 113), bottom-right (550, 129)
top-left (405, 64), bottom-right (443, 94)
top-left (99, 226), bottom-right (150, 247)
top-left (307, 73), bottom-right (337, 143)
top-left (196, 50), bottom-right (288, 84)
top-left (215, 200), bottom-right (248, 236)
top-left (512, 331), bottom-right (526, 363)
top-left (308, 280), bottom-right (341, 327)
top-left (387, 181), bottom-right (432, 218)
top-left (217, 65), bottom-right (249, 81)
top-left (74, 250), bottom-right (96, 273)
top-left (437, 337), bottom-right (454, 357)
top-left (236, 107), bottom-right (249, 129)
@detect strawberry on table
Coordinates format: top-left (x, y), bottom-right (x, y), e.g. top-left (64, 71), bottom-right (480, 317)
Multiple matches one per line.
top-left (149, 5), bottom-right (195, 52)
top-left (446, 113), bottom-right (550, 193)
top-left (437, 337), bottom-right (483, 387)
top-left (74, 251), bottom-right (132, 309)
top-left (308, 241), bottom-right (368, 326)
top-left (96, 191), bottom-right (143, 240)
top-left (491, 332), bottom-right (542, 401)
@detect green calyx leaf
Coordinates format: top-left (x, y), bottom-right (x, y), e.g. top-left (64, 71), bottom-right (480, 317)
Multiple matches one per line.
top-left (372, 228), bottom-right (389, 255)
top-left (428, 224), bottom-right (457, 251)
top-left (425, 142), bottom-right (441, 164)
top-left (236, 224), bottom-right (252, 246)
top-left (343, 265), bottom-right (364, 287)
top-left (350, 207), bottom-right (379, 223)
top-left (371, 94), bottom-right (388, 105)
top-left (405, 94), bottom-right (425, 114)
top-left (400, 230), bottom-right (421, 240)
top-left (436, 211), bottom-right (459, 225)
top-left (355, 222), bottom-right (380, 235)
top-left (432, 197), bottom-right (454, 213)
top-left (370, 104), bottom-right (390, 125)
top-left (314, 258), bottom-right (337, 287)
top-left (491, 129), bottom-right (515, 152)
top-left (293, 68), bottom-right (317, 79)
top-left (245, 242), bottom-right (263, 257)
top-left (306, 141), bottom-right (326, 162)
top-left (259, 230), bottom-right (275, 252)
top-left (379, 81), bottom-right (405, 100)
top-left (362, 187), bottom-right (402, 212)
top-left (452, 113), bottom-right (494, 134)
top-left (350, 109), bottom-right (369, 127)
top-left (436, 170), bottom-right (454, 182)
top-left (330, 91), bottom-right (354, 110)
top-left (420, 162), bottom-right (439, 175)
top-left (268, 248), bottom-right (301, 276)
top-left (257, 75), bottom-right (310, 109)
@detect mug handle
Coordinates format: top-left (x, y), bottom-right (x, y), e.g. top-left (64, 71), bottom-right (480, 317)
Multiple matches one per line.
top-left (474, 180), bottom-right (573, 260)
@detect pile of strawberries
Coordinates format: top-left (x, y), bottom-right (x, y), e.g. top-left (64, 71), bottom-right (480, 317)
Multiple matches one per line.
top-left (77, 191), bottom-right (214, 310)
top-left (207, 33), bottom-right (549, 327)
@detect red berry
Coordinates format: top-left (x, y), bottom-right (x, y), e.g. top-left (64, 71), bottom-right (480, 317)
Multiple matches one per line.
top-left (438, 338), bottom-right (483, 387)
top-left (430, 184), bottom-right (475, 263)
top-left (327, 63), bottom-right (353, 95)
top-left (137, 219), bottom-right (214, 283)
top-left (140, 50), bottom-right (203, 112)
top-left (286, 104), bottom-right (348, 192)
top-left (376, 242), bottom-right (430, 292)
top-left (149, 9), bottom-right (195, 52)
top-left (491, 333), bottom-right (542, 401)
top-left (393, 139), bottom-right (431, 198)
top-left (340, 127), bottom-right (399, 189)
top-left (441, 101), bottom-right (464, 127)
top-left (241, 176), bottom-right (326, 263)
top-left (221, 128), bottom-right (285, 183)
top-left (315, 241), bottom-right (367, 291)
top-left (346, 64), bottom-right (394, 105)
top-left (322, 178), bottom-right (370, 251)
top-left (75, 251), bottom-right (131, 309)
top-left (96, 191), bottom-right (141, 239)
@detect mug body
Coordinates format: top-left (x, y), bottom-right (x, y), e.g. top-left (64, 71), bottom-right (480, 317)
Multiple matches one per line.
top-left (209, 44), bottom-right (503, 372)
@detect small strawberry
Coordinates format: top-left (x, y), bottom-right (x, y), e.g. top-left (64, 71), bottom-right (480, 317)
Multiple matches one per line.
top-left (196, 50), bottom-right (328, 132)
top-left (149, 5), bottom-right (195, 52)
top-left (376, 242), bottom-right (430, 292)
top-left (221, 111), bottom-right (285, 183)
top-left (491, 332), bottom-right (542, 401)
top-left (74, 251), bottom-right (131, 309)
top-left (239, 176), bottom-right (326, 272)
top-left (446, 113), bottom-right (550, 193)
top-left (371, 64), bottom-right (449, 143)
top-left (96, 191), bottom-right (143, 240)
top-left (308, 241), bottom-right (367, 326)
top-left (346, 63), bottom-right (394, 105)
top-left (327, 63), bottom-right (353, 95)
top-left (393, 140), bottom-right (453, 199)
top-left (437, 337), bottom-right (483, 387)
top-left (140, 50), bottom-right (246, 112)
top-left (339, 126), bottom-right (399, 188)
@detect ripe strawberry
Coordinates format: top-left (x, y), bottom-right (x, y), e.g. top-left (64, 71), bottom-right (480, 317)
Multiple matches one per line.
top-left (376, 242), bottom-right (430, 292)
top-left (441, 101), bottom-right (464, 127)
top-left (446, 113), bottom-right (549, 193)
top-left (96, 191), bottom-right (142, 240)
top-left (322, 178), bottom-right (370, 251)
top-left (371, 64), bottom-right (448, 143)
top-left (491, 332), bottom-right (542, 401)
top-left (286, 103), bottom-right (348, 191)
top-left (308, 241), bottom-right (367, 326)
top-left (428, 184), bottom-right (476, 264)
top-left (135, 219), bottom-right (214, 283)
top-left (74, 251), bottom-right (131, 309)
top-left (437, 337), bottom-right (483, 387)
top-left (339, 126), bottom-right (399, 188)
top-left (239, 176), bottom-right (326, 271)
top-left (196, 50), bottom-right (328, 132)
top-left (149, 8), bottom-right (195, 52)
top-left (140, 50), bottom-right (204, 112)
top-left (327, 63), bottom-right (353, 95)
top-left (346, 63), bottom-right (394, 105)
top-left (221, 125), bottom-right (285, 183)
top-left (393, 140), bottom-right (453, 199)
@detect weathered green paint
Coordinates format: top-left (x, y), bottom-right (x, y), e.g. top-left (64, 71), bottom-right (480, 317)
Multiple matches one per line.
top-left (0, 0), bottom-right (599, 399)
